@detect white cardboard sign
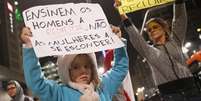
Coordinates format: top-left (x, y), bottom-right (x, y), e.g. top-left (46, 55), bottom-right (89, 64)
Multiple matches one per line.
top-left (23, 3), bottom-right (124, 57)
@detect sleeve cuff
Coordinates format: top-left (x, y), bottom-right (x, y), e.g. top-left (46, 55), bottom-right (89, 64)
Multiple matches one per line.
top-left (23, 44), bottom-right (33, 48)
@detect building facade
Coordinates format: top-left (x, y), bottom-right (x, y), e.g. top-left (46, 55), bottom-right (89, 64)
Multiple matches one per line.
top-left (0, 0), bottom-right (23, 81)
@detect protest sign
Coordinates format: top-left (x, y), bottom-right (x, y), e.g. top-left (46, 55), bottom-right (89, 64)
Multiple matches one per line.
top-left (118, 0), bottom-right (175, 14)
top-left (23, 3), bottom-right (124, 57)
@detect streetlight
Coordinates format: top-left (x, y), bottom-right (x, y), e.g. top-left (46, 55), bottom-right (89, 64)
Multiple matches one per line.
top-left (14, 1), bottom-right (18, 5)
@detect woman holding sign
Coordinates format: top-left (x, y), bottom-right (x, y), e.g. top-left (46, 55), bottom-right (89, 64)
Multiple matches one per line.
top-left (115, 0), bottom-right (201, 100)
top-left (20, 25), bottom-right (128, 101)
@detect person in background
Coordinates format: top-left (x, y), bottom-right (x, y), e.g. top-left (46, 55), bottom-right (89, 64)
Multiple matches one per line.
top-left (114, 0), bottom-right (201, 100)
top-left (0, 84), bottom-right (11, 101)
top-left (186, 50), bottom-right (201, 91)
top-left (20, 25), bottom-right (128, 101)
top-left (186, 50), bottom-right (201, 72)
top-left (186, 50), bottom-right (201, 65)
top-left (7, 80), bottom-right (33, 101)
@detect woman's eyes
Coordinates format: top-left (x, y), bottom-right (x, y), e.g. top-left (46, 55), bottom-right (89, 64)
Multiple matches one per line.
top-left (148, 25), bottom-right (160, 32)
top-left (72, 65), bottom-right (91, 69)
top-left (84, 65), bottom-right (91, 69)
top-left (72, 66), bottom-right (79, 70)
top-left (153, 25), bottom-right (159, 29)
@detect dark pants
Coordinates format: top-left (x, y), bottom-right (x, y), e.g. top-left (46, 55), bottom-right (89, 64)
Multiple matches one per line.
top-left (158, 77), bottom-right (201, 101)
top-left (160, 88), bottom-right (201, 101)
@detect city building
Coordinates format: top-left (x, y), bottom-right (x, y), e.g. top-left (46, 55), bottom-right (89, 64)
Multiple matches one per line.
top-left (0, 0), bottom-right (23, 81)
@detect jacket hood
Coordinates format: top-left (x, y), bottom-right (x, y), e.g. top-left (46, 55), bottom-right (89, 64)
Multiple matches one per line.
top-left (57, 53), bottom-right (99, 85)
top-left (8, 80), bottom-right (25, 101)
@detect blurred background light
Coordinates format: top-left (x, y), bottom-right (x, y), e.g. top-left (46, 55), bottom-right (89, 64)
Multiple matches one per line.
top-left (184, 42), bottom-right (192, 48)
top-left (197, 28), bottom-right (201, 32)
top-left (98, 67), bottom-right (104, 74)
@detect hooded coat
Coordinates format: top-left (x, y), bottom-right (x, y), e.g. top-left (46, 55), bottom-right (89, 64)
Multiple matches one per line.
top-left (8, 80), bottom-right (33, 101)
top-left (22, 46), bottom-right (128, 101)
top-left (57, 53), bottom-right (99, 86)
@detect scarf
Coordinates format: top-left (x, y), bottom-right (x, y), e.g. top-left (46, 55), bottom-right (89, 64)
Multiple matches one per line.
top-left (69, 82), bottom-right (99, 101)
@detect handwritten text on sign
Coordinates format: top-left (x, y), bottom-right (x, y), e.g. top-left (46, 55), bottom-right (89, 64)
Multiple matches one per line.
top-left (23, 3), bottom-right (124, 57)
top-left (118, 0), bottom-right (174, 14)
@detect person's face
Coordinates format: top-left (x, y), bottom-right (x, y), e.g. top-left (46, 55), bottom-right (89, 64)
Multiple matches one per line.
top-left (70, 55), bottom-right (93, 84)
top-left (147, 21), bottom-right (166, 43)
top-left (7, 84), bottom-right (17, 97)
